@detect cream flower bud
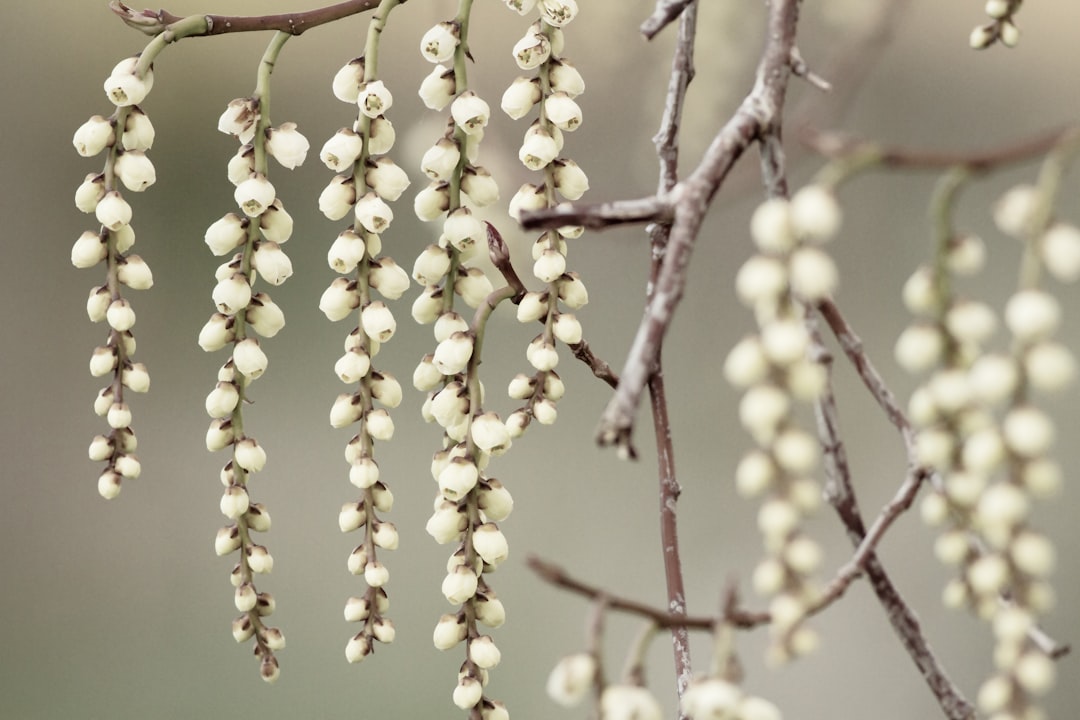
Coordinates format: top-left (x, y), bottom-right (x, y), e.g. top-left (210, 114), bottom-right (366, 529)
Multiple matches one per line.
top-left (352, 192), bottom-right (392, 234)
top-left (544, 92), bottom-right (583, 131)
top-left (533, 247), bottom-right (567, 283)
top-left (225, 145), bottom-right (255, 187)
top-left (455, 267), bottom-right (494, 308)
top-left (442, 565), bottom-right (479, 605)
top-left (413, 245), bottom-right (452, 286)
top-left (104, 67), bottom-right (151, 107)
top-left (471, 413), bottom-right (510, 454)
top-left (75, 173), bottom-right (105, 213)
top-left (320, 278), bottom-right (360, 321)
top-left (332, 56), bottom-right (365, 103)
top-left (443, 207), bottom-right (485, 253)
top-left (86, 286), bottom-right (110, 323)
top-left (504, 0), bottom-right (537, 13)
top-left (106, 402), bottom-right (132, 430)
top-left (338, 501), bottom-right (366, 533)
top-left (431, 332), bottom-right (472, 376)
top-left (473, 481), bottom-right (511, 524)
top-left (344, 595), bottom-right (371, 623)
top-left (1025, 342), bottom-right (1076, 391)
top-left (439, 457), bottom-right (479, 501)
top-left (357, 80), bottom-right (392, 118)
top-left (365, 408), bottom-right (395, 441)
top-left (363, 156), bottom-right (410, 202)
top-left (601, 685), bottom-right (662, 720)
top-left (735, 255), bottom-right (787, 306)
top-left (420, 21), bottom-right (459, 63)
top-left (215, 525), bottom-right (241, 556)
top-left (553, 158), bottom-right (590, 200)
top-left (265, 122), bottom-right (309, 169)
top-left (417, 64), bottom-right (456, 111)
top-left (106, 298), bottom-right (136, 331)
top-left (558, 274), bottom-right (589, 308)
top-left (945, 300), bottom-right (996, 345)
top-left (232, 338), bottom-right (268, 380)
top-left (501, 76), bottom-right (541, 119)
top-left (518, 125), bottom-right (558, 170)
top-left (526, 336), bottom-right (559, 371)
top-left (319, 174), bottom-right (357, 221)
top-left (433, 614), bottom-right (467, 649)
top-left (457, 166), bottom-right (497, 208)
top-left (364, 258), bottom-right (408, 301)
top-left (508, 183), bottom-right (547, 221)
top-left (681, 679), bottom-right (742, 720)
top-left (427, 501), bottom-right (467, 544)
top-left (213, 273), bottom-right (252, 315)
top-left (999, 19), bottom-right (1020, 47)
top-left (96, 191), bottom-right (132, 231)
top-left (421, 137), bottom-right (461, 181)
top-left (895, 323), bottom-right (944, 373)
top-left (902, 266), bottom-right (938, 315)
top-left (198, 313), bottom-right (234, 351)
top-left (414, 181), bottom-right (451, 221)
top-left (791, 184), bottom-right (842, 242)
top-left (547, 653), bottom-right (595, 707)
top-left (121, 362), bottom-right (150, 393)
top-left (330, 393), bottom-right (362, 429)
top-left (946, 233), bottom-right (986, 275)
top-left (993, 184), bottom-right (1040, 238)
top-left (220, 485), bottom-right (250, 519)
top-left (73, 115), bottom-right (113, 156)
top-left (469, 635), bottom-right (502, 668)
top-left (251, 242), bottom-right (292, 286)
top-left (328, 231), bottom-right (367, 275)
top-left (513, 31), bottom-right (551, 69)
top-left (472, 523), bottom-right (509, 566)
top-left (549, 58), bottom-right (585, 97)
top-left (360, 301), bottom-right (396, 342)
top-left (335, 348), bottom-right (371, 384)
top-left (345, 633), bottom-right (372, 664)
top-left (206, 418), bottom-right (234, 451)
top-left (969, 24), bottom-right (996, 49)
top-left (533, 397), bottom-right (557, 425)
top-left (739, 696), bottom-right (783, 720)
top-left (89, 346), bottom-right (117, 377)
top-left (762, 319), bottom-right (810, 366)
top-left (361, 560), bottom-right (388, 587)
top-left (515, 291), bottom-right (549, 324)
top-left (750, 198), bottom-right (796, 252)
top-left (1040, 223), bottom-right (1080, 282)
top-left (259, 200), bottom-right (292, 244)
top-left (789, 247), bottom-right (837, 300)
top-left (319, 128), bottom-right (363, 172)
top-left (1003, 405), bottom-right (1054, 457)
top-left (72, 231), bottom-right (108, 269)
top-left (451, 91), bottom-right (491, 135)
top-left (368, 372), bottom-right (402, 409)
top-left (453, 676), bottom-right (483, 710)
top-left (540, 0), bottom-right (579, 26)
top-left (112, 151), bottom-right (156, 193)
top-left (412, 286), bottom-right (443, 324)
top-left (205, 214), bottom-right (247, 257)
top-left (218, 97), bottom-right (258, 139)
top-left (121, 107), bottom-right (154, 151)
top-left (1005, 289), bottom-right (1060, 342)
top-left (348, 456), bottom-right (379, 490)
top-left (234, 174), bottom-right (275, 218)
top-left (235, 437), bottom-right (267, 472)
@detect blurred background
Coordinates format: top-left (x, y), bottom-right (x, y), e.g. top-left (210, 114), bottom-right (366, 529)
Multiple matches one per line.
top-left (3, 1), bottom-right (1080, 718)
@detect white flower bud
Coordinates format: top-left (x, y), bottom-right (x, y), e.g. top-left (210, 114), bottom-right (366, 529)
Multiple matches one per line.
top-left (95, 191), bottom-right (132, 231)
top-left (902, 266), bottom-right (939, 315)
top-left (319, 127), bottom-right (363, 171)
top-left (546, 653), bottom-right (596, 707)
top-left (218, 97), bottom-right (258, 139)
top-left (735, 450), bottom-right (776, 498)
top-left (411, 245), bottom-right (450, 287)
top-left (320, 278), bottom-right (360, 321)
top-left (106, 402), bottom-right (132, 430)
top-left (519, 125), bottom-right (559, 170)
top-left (472, 523), bottom-right (509, 566)
top-left (330, 393), bottom-right (362, 429)
top-left (412, 285), bottom-right (443, 324)
top-left (442, 565), bottom-right (479, 605)
top-left (357, 80), bottom-right (393, 119)
top-left (251, 241), bottom-right (292, 286)
top-left (345, 633), bottom-right (372, 664)
top-left (433, 613), bottom-right (467, 649)
top-left (453, 676), bottom-right (483, 710)
top-left (967, 553), bottom-right (1008, 596)
top-left (758, 498), bottom-right (799, 540)
top-left (1039, 223), bottom-right (1080, 281)
top-left (994, 184), bottom-right (1040, 238)
top-left (791, 184), bottom-right (841, 242)
top-left (735, 255), bottom-right (787, 306)
top-left (526, 335), bottom-right (559, 371)
top-left (420, 21), bottom-right (459, 63)
top-left (544, 92), bottom-right (582, 131)
top-left (73, 115), bottom-right (113, 156)
top-left (414, 181), bottom-right (451, 222)
top-left (319, 174), bottom-right (357, 221)
top-left (106, 298), bottom-right (136, 331)
top-left (513, 32), bottom-right (551, 69)
top-left (999, 19), bottom-right (1020, 47)
top-left (235, 437), bottom-right (267, 472)
top-left (549, 58), bottom-right (585, 96)
top-left (439, 457), bottom-right (479, 501)
top-left (72, 231), bottom-right (107, 269)
top-left (680, 679), bottom-right (742, 720)
top-left (104, 66), bottom-right (151, 107)
top-left (1011, 531), bottom-right (1056, 577)
top-left (469, 635), bottom-right (502, 668)
top-left (265, 122), bottom-right (309, 169)
top-left (533, 248), bottom-right (567, 283)
top-left (761, 319), bottom-right (809, 366)
top-left (220, 485), bottom-right (250, 519)
top-left (363, 156), bottom-right (410, 202)
top-left (257, 201), bottom-right (292, 245)
top-left (213, 273), bottom-right (252, 315)
top-left (420, 137), bottom-right (461, 182)
top-left (501, 76), bottom-right (541, 119)
top-left (516, 291), bottom-right (550, 323)
top-left (75, 173), bottom-right (105, 213)
top-left (352, 192), bottom-right (393, 235)
top-left (1003, 405), bottom-right (1054, 457)
top-left (750, 198), bottom-right (796, 252)
top-left (533, 397), bottom-right (558, 425)
top-left (506, 410), bottom-right (530, 438)
top-left (894, 323), bottom-right (944, 373)
top-left (947, 233), bottom-right (986, 275)
top-left (364, 560), bottom-right (390, 587)
top-left (738, 696), bottom-right (783, 720)
top-left (206, 418), bottom-right (234, 452)
top-left (121, 107), bottom-right (154, 151)
top-left (553, 158), bottom-right (590, 200)
top-left (1025, 342), bottom-right (1076, 391)
top-left (359, 301), bottom-right (395, 342)
top-left (365, 408), bottom-right (395, 441)
top-left (205, 214), bottom-right (247, 257)
top-left (788, 247), bottom-right (837, 300)
top-left (442, 207), bottom-right (484, 253)
top-left (215, 525), bottom-right (241, 556)
top-left (508, 182), bottom-right (547, 221)
top-left (540, 0), bottom-right (578, 26)
top-left (332, 57), bottom-right (364, 103)
top-left (233, 174), bottom-right (276, 218)
top-left (338, 501), bottom-right (366, 533)
top-left (451, 91), bottom-right (491, 135)
top-left (601, 685), bottom-right (662, 720)
top-left (225, 145), bottom-right (254, 186)
top-left (1005, 289), bottom-right (1060, 342)
top-left (552, 313), bottom-right (583, 345)
top-left (455, 267), bottom-right (494, 307)
top-left (413, 63), bottom-right (456, 111)
top-left (120, 362), bottom-right (150, 394)
top-left (232, 338), bottom-right (268, 380)
top-left (113, 150), bottom-right (156, 192)
top-left (89, 346), bottom-right (118, 377)
top-left (458, 166), bottom-right (498, 208)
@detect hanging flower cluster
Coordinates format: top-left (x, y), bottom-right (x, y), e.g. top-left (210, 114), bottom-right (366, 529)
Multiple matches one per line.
top-left (904, 178), bottom-right (1074, 718)
top-left (500, 0), bottom-right (588, 441)
top-left (74, 56), bottom-right (157, 500)
top-left (201, 32), bottom-right (308, 682)
top-left (319, 3), bottom-right (411, 664)
top-left (970, 0), bottom-right (1022, 49)
top-left (725, 186), bottom-right (842, 664)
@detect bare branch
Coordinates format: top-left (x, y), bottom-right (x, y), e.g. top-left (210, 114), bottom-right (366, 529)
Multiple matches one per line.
top-left (519, 195), bottom-right (673, 232)
top-left (640, 0), bottom-right (696, 40)
top-left (596, 0), bottom-right (803, 456)
top-left (110, 0), bottom-right (380, 37)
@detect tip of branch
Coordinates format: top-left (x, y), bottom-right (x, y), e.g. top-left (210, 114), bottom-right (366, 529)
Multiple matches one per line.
top-left (109, 0), bottom-right (168, 35)
top-left (596, 425), bottom-right (638, 460)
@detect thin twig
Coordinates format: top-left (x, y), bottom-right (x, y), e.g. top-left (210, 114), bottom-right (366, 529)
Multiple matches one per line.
top-left (640, 0), bottom-right (696, 40)
top-left (110, 0), bottom-right (380, 37)
top-left (519, 195), bottom-right (673, 232)
top-left (809, 314), bottom-right (976, 720)
top-left (527, 555), bottom-right (770, 630)
top-left (595, 0), bottom-right (803, 457)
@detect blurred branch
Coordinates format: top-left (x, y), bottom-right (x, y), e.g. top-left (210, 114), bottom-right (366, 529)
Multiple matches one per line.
top-left (640, 0), bottom-right (696, 40)
top-left (110, 0), bottom-right (379, 37)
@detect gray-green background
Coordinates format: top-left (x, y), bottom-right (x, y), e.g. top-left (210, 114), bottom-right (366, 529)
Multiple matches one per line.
top-left (3, 1), bottom-right (1080, 718)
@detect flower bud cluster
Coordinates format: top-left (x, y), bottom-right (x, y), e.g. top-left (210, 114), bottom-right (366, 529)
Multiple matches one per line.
top-left (902, 181), bottom-right (1073, 717)
top-left (74, 57), bottom-right (160, 500)
top-left (204, 78), bottom-right (308, 683)
top-left (323, 47), bottom-right (412, 665)
top-left (969, 0), bottom-right (1022, 50)
top-left (727, 186), bottom-right (842, 663)
top-left (500, 6), bottom-right (589, 441)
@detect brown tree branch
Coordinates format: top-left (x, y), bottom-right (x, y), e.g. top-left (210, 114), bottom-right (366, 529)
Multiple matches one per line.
top-left (110, 0), bottom-right (380, 37)
top-left (640, 0), bottom-right (696, 40)
top-left (519, 195), bottom-right (672, 232)
top-left (594, 0), bottom-right (802, 458)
